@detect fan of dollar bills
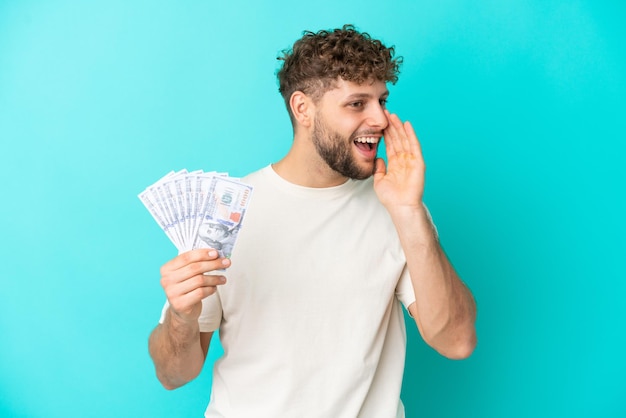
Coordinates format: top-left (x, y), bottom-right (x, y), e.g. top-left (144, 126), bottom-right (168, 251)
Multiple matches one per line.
top-left (138, 170), bottom-right (253, 257)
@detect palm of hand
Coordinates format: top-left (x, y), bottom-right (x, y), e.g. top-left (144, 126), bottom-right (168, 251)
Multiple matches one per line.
top-left (374, 151), bottom-right (424, 208)
top-left (373, 111), bottom-right (425, 210)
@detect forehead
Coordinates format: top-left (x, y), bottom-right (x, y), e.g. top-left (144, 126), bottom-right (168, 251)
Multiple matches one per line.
top-left (322, 78), bottom-right (388, 101)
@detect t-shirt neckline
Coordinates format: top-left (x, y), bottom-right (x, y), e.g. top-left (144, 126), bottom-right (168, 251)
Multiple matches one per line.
top-left (262, 164), bottom-right (361, 198)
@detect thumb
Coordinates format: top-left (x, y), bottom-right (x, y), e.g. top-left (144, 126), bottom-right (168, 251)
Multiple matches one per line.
top-left (373, 158), bottom-right (386, 182)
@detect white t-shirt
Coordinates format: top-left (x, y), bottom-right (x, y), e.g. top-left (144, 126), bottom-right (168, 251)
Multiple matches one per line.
top-left (163, 165), bottom-right (417, 418)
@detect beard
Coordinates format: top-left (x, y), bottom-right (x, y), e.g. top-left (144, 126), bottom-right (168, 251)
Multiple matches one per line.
top-left (311, 114), bottom-right (377, 180)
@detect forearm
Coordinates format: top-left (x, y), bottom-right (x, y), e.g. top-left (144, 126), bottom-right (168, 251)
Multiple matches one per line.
top-left (148, 308), bottom-right (207, 389)
top-left (391, 205), bottom-right (477, 359)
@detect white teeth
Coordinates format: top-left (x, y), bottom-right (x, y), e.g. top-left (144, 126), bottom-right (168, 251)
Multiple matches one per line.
top-left (354, 137), bottom-right (378, 144)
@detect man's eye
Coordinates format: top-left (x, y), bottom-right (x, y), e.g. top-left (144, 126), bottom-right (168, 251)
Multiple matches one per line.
top-left (349, 101), bottom-right (364, 108)
top-left (379, 99), bottom-right (388, 107)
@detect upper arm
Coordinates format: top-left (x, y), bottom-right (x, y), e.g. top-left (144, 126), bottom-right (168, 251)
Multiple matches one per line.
top-left (200, 332), bottom-right (213, 359)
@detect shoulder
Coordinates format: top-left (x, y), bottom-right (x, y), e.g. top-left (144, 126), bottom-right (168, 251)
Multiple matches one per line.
top-left (241, 165), bottom-right (271, 186)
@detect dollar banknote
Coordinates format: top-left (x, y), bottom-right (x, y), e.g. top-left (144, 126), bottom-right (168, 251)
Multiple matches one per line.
top-left (139, 170), bottom-right (253, 257)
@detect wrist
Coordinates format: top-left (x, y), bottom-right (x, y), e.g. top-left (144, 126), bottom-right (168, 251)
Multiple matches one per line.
top-left (166, 307), bottom-right (200, 336)
top-left (387, 202), bottom-right (427, 222)
top-left (388, 203), bottom-right (439, 243)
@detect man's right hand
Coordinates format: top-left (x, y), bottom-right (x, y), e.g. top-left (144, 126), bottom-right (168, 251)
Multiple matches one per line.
top-left (160, 249), bottom-right (231, 323)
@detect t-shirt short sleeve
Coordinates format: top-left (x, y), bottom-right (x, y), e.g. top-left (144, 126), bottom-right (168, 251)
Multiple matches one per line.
top-left (395, 265), bottom-right (416, 310)
top-left (423, 202), bottom-right (439, 240)
top-left (198, 292), bottom-right (223, 332)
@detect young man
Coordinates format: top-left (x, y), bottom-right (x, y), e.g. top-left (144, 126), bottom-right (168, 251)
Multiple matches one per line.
top-left (149, 25), bottom-right (477, 417)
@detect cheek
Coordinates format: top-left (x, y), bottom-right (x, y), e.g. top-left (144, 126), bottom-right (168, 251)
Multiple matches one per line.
top-left (319, 111), bottom-right (362, 140)
top-left (335, 120), bottom-right (362, 140)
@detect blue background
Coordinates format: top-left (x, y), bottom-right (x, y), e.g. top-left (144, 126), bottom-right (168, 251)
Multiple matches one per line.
top-left (1, 1), bottom-right (624, 417)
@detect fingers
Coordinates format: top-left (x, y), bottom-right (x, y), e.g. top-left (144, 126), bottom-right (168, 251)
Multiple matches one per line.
top-left (402, 119), bottom-right (423, 157)
top-left (373, 158), bottom-right (387, 181)
top-left (383, 110), bottom-right (422, 158)
top-left (161, 249), bottom-right (230, 286)
top-left (160, 249), bottom-right (230, 319)
top-left (383, 110), bottom-right (399, 157)
top-left (166, 273), bottom-right (224, 314)
top-left (170, 272), bottom-right (226, 295)
top-left (161, 248), bottom-right (221, 273)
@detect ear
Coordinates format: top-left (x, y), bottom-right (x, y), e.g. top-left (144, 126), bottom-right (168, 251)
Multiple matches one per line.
top-left (289, 91), bottom-right (315, 129)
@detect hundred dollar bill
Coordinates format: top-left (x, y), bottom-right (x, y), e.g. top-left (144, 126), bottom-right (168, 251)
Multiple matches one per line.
top-left (138, 171), bottom-right (179, 248)
top-left (139, 170), bottom-right (253, 256)
top-left (193, 175), bottom-right (253, 258)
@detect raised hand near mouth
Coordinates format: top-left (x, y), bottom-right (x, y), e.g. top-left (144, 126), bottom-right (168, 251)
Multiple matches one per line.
top-left (373, 110), bottom-right (425, 212)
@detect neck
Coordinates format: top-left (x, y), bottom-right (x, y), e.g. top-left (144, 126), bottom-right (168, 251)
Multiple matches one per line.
top-left (272, 133), bottom-right (349, 188)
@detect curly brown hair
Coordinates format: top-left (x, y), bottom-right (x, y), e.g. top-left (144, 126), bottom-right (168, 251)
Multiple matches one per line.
top-left (277, 24), bottom-right (402, 120)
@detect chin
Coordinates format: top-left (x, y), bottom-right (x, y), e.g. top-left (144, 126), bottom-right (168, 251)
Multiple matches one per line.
top-left (346, 163), bottom-right (376, 180)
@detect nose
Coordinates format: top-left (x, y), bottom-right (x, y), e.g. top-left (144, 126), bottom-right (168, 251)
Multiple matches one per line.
top-left (366, 102), bottom-right (388, 130)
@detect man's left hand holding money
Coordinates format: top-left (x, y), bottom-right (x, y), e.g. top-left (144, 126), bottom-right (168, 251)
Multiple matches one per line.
top-left (148, 249), bottom-right (230, 389)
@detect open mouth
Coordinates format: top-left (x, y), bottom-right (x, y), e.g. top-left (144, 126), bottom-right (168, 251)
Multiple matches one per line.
top-left (354, 136), bottom-right (379, 153)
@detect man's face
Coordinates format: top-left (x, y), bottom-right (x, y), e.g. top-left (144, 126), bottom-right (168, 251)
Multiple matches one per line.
top-left (311, 78), bottom-right (389, 180)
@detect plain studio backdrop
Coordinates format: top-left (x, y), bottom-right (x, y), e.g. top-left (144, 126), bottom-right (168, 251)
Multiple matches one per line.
top-left (1, 1), bottom-right (624, 417)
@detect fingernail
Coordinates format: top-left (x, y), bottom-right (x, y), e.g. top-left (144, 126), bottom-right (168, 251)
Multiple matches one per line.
top-left (222, 258), bottom-right (231, 267)
top-left (208, 250), bottom-right (218, 257)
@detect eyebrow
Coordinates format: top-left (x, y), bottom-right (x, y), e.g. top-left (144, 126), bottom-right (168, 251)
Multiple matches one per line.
top-left (345, 91), bottom-right (389, 101)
